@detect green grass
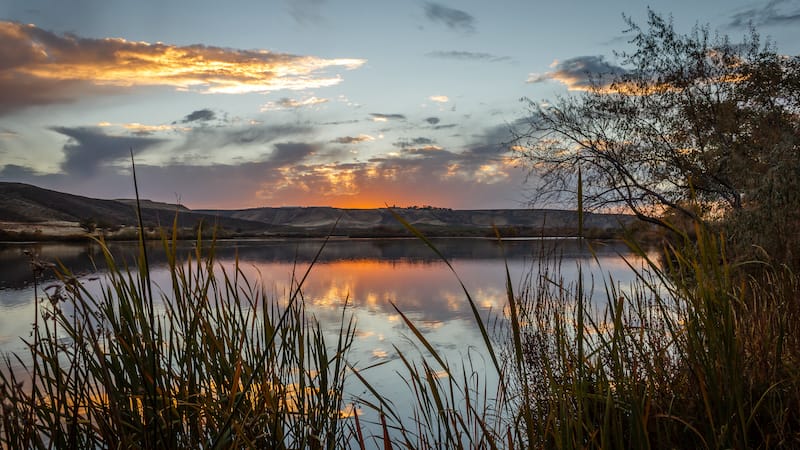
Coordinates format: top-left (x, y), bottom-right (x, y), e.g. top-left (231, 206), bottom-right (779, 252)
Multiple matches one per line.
top-left (2, 213), bottom-right (799, 448)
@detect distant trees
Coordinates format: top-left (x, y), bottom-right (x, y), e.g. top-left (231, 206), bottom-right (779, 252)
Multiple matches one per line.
top-left (79, 217), bottom-right (121, 234)
top-left (511, 10), bottom-right (800, 264)
top-left (79, 217), bottom-right (97, 233)
top-left (403, 205), bottom-right (453, 211)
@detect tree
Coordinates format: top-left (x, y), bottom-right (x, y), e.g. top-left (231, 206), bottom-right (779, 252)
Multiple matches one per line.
top-left (511, 9), bottom-right (800, 256)
top-left (79, 217), bottom-right (97, 233)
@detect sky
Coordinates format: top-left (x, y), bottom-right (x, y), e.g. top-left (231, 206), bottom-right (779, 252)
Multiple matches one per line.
top-left (1, 0), bottom-right (799, 209)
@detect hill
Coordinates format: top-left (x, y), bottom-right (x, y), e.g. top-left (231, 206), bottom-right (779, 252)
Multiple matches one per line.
top-left (0, 182), bottom-right (644, 240)
top-left (200, 206), bottom-right (639, 237)
top-left (0, 183), bottom-right (267, 240)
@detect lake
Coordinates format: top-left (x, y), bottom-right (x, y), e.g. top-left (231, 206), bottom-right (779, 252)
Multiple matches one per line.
top-left (0, 237), bottom-right (654, 437)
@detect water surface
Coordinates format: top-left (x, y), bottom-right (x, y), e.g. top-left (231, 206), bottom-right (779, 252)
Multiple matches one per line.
top-left (0, 237), bottom-right (652, 432)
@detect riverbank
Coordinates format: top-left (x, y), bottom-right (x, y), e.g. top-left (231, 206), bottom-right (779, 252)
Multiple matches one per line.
top-left (0, 219), bottom-right (659, 241)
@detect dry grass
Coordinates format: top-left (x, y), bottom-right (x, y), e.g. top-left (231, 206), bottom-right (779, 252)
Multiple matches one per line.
top-left (2, 208), bottom-right (799, 448)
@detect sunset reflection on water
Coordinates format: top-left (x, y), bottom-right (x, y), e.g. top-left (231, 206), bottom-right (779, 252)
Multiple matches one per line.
top-left (228, 258), bottom-right (510, 319)
top-left (0, 238), bottom-right (655, 427)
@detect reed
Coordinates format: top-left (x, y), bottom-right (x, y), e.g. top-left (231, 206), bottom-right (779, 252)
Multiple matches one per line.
top-left (348, 218), bottom-right (800, 449)
top-left (2, 214), bottom-right (799, 448)
top-left (0, 221), bottom-right (357, 449)
top-left (507, 227), bottom-right (800, 449)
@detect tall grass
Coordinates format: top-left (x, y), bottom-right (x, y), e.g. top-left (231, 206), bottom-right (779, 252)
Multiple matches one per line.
top-left (0, 224), bottom-right (357, 449)
top-left (2, 213), bottom-right (799, 448)
top-left (498, 225), bottom-right (800, 449)
top-left (348, 219), bottom-right (800, 448)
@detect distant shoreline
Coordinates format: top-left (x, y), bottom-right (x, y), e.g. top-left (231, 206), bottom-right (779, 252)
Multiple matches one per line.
top-left (0, 183), bottom-right (659, 242)
top-left (0, 220), bottom-right (657, 242)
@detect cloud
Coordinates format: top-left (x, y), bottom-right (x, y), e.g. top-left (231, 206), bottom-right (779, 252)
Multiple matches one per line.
top-left (429, 95), bottom-right (449, 103)
top-left (0, 77), bottom-right (113, 117)
top-left (370, 113), bottom-right (406, 122)
top-left (0, 128), bottom-right (19, 139)
top-left (261, 135), bottom-right (519, 207)
top-left (0, 160), bottom-right (283, 208)
top-left (363, 143), bottom-right (512, 188)
top-left (96, 121), bottom-right (190, 136)
top-left (2, 146), bottom-right (525, 210)
top-left (269, 142), bottom-right (319, 166)
top-left (4, 120), bottom-right (318, 183)
top-left (424, 117), bottom-right (440, 125)
top-left (123, 123), bottom-right (183, 136)
top-left (424, 2), bottom-right (476, 33)
top-left (287, 0), bottom-right (325, 25)
top-left (168, 122), bottom-right (314, 164)
top-left (322, 119), bottom-right (360, 126)
top-left (331, 134), bottom-right (374, 144)
top-left (51, 126), bottom-right (165, 176)
top-left (398, 145), bottom-right (444, 156)
top-left (0, 164), bottom-right (41, 178)
top-left (0, 20), bottom-right (365, 115)
top-left (729, 0), bottom-right (800, 27)
top-left (393, 137), bottom-right (435, 149)
top-left (527, 55), bottom-right (627, 91)
top-left (260, 96), bottom-right (329, 111)
top-left (2, 117), bottom-right (525, 209)
top-left (182, 109), bottom-right (216, 123)
top-left (425, 50), bottom-right (511, 62)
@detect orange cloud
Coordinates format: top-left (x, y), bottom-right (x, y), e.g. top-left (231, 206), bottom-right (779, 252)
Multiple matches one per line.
top-left (527, 56), bottom-right (626, 92)
top-left (260, 96), bottom-right (330, 111)
top-left (528, 54), bottom-right (747, 95)
top-left (123, 123), bottom-right (185, 134)
top-left (96, 121), bottom-right (189, 136)
top-left (0, 21), bottom-right (365, 114)
top-left (251, 152), bottom-right (518, 209)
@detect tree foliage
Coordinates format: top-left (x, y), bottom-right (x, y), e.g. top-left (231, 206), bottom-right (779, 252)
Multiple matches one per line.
top-left (511, 10), bottom-right (800, 262)
top-left (78, 217), bottom-right (96, 233)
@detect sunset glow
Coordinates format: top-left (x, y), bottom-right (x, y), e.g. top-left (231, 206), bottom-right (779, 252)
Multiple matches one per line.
top-left (1, 3), bottom-right (796, 208)
top-left (1, 21), bottom-right (365, 96)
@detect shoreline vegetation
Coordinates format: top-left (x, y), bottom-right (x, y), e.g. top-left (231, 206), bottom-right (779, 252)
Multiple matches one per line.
top-left (0, 219), bottom-right (652, 241)
top-left (2, 213), bottom-right (798, 448)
